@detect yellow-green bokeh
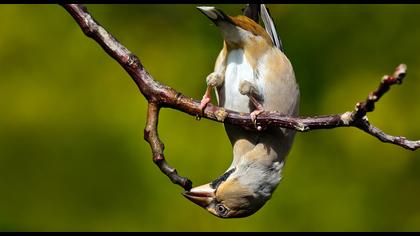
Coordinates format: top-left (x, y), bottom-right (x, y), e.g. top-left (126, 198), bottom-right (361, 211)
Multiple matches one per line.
top-left (0, 4), bottom-right (419, 231)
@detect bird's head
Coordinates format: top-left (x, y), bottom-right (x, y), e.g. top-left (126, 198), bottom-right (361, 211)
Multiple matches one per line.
top-left (197, 6), bottom-right (273, 49)
top-left (183, 160), bottom-right (283, 218)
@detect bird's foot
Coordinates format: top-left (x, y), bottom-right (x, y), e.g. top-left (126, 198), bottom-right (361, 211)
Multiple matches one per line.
top-left (198, 86), bottom-right (212, 115)
top-left (199, 95), bottom-right (211, 112)
top-left (198, 73), bottom-right (223, 117)
top-left (250, 109), bottom-right (264, 123)
top-left (250, 105), bottom-right (264, 131)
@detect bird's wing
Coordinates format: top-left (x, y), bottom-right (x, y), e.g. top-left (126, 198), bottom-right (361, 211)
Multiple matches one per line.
top-left (260, 4), bottom-right (284, 52)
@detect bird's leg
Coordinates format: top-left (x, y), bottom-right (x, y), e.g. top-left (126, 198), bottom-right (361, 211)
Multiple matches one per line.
top-left (199, 86), bottom-right (212, 111)
top-left (249, 97), bottom-right (264, 122)
top-left (239, 80), bottom-right (264, 125)
top-left (199, 72), bottom-right (224, 112)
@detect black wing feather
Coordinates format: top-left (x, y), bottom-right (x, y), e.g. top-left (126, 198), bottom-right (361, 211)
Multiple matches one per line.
top-left (260, 4), bottom-right (284, 52)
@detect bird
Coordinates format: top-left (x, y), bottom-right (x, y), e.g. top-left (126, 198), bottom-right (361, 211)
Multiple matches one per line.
top-left (183, 4), bottom-right (300, 218)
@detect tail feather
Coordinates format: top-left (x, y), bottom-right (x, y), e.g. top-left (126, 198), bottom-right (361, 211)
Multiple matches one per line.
top-left (242, 4), bottom-right (260, 23)
top-left (260, 4), bottom-right (284, 52)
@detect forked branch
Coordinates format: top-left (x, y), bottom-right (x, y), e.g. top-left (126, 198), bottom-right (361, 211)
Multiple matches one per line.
top-left (61, 4), bottom-right (419, 191)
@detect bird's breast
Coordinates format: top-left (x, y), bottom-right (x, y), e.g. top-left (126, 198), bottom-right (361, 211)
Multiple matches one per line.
top-left (222, 49), bottom-right (256, 113)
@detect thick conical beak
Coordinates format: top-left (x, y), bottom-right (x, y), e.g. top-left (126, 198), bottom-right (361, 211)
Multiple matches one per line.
top-left (182, 183), bottom-right (215, 208)
top-left (196, 6), bottom-right (234, 24)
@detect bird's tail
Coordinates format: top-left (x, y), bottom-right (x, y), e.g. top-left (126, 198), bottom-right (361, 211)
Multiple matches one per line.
top-left (260, 4), bottom-right (284, 52)
top-left (242, 4), bottom-right (260, 23)
top-left (243, 4), bottom-right (284, 52)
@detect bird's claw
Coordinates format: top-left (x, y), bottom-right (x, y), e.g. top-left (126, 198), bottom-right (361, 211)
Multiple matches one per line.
top-left (250, 109), bottom-right (264, 130)
top-left (198, 84), bottom-right (214, 118)
top-left (199, 95), bottom-right (211, 115)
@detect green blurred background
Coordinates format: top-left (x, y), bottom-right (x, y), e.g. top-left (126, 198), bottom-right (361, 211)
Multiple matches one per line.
top-left (0, 4), bottom-right (419, 232)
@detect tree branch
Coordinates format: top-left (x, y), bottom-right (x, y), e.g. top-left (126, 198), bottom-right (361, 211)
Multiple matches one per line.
top-left (61, 4), bottom-right (420, 190)
top-left (144, 103), bottom-right (192, 190)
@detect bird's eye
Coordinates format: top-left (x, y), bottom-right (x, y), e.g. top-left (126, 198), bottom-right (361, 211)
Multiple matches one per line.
top-left (216, 203), bottom-right (228, 216)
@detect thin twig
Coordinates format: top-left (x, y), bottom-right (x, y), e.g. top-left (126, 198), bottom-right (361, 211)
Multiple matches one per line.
top-left (144, 103), bottom-right (192, 190)
top-left (61, 4), bottom-right (420, 189)
top-left (352, 64), bottom-right (407, 120)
